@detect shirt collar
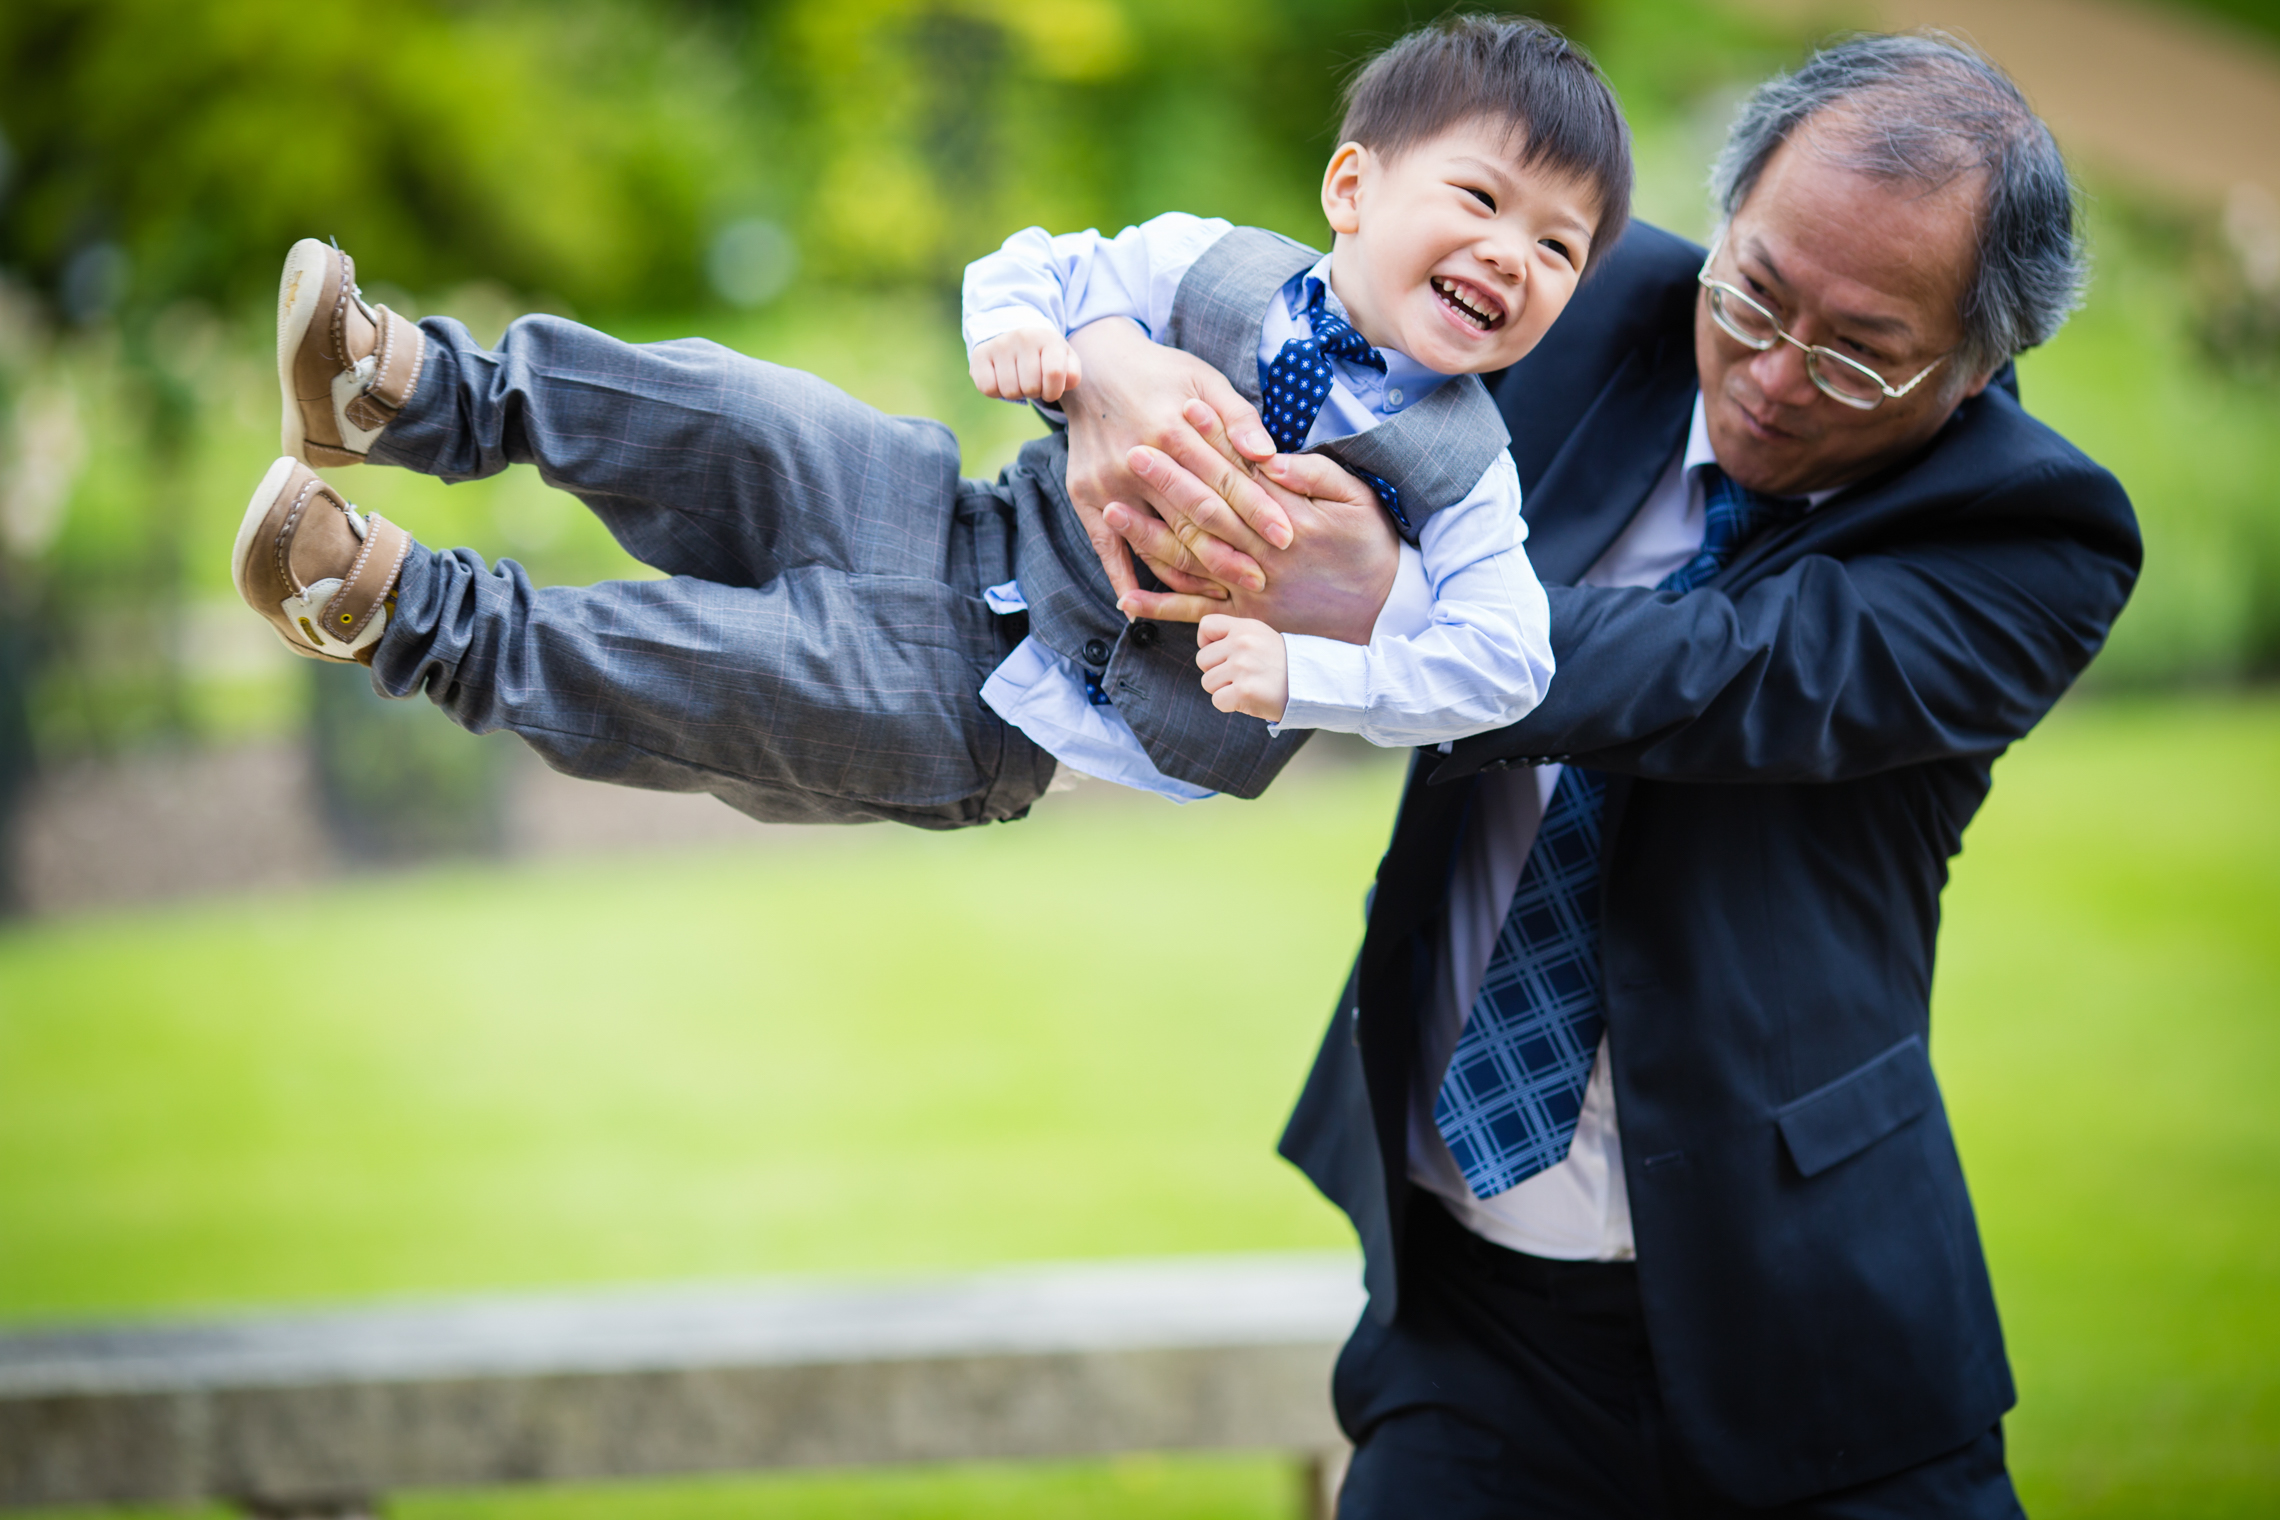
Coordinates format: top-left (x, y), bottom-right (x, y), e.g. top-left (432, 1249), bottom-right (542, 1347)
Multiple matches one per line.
top-left (1285, 257), bottom-right (1451, 405)
top-left (1686, 391), bottom-right (1840, 510)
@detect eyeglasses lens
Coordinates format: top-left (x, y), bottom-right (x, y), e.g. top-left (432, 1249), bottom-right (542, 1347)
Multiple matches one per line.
top-left (1711, 288), bottom-right (1778, 347)
top-left (1711, 286), bottom-right (1887, 408)
top-left (1810, 358), bottom-right (1886, 406)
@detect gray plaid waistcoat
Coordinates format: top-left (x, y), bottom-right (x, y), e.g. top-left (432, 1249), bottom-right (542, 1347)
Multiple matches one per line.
top-left (998, 226), bottom-right (1513, 799)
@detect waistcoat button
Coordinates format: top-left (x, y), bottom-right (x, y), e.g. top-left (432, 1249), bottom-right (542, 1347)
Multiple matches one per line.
top-left (1082, 637), bottom-right (1111, 666)
top-left (1130, 621), bottom-right (1160, 649)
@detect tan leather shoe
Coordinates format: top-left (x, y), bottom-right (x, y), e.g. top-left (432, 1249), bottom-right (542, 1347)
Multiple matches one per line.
top-left (231, 456), bottom-right (412, 664)
top-left (277, 238), bottom-right (425, 467)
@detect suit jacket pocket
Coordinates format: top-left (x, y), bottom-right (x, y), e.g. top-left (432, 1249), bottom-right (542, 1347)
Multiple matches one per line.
top-left (1775, 1034), bottom-right (1940, 1179)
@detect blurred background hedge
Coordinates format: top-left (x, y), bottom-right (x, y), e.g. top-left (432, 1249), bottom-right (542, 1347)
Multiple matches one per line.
top-left (0, 0), bottom-right (2275, 862)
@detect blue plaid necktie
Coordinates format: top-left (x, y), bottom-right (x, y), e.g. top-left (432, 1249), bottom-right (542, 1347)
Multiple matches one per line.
top-left (1433, 464), bottom-right (1803, 1197)
top-left (1259, 278), bottom-right (1404, 519)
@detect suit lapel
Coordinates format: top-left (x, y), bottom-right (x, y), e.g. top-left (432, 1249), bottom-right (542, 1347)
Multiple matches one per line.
top-left (1523, 340), bottom-right (1699, 586)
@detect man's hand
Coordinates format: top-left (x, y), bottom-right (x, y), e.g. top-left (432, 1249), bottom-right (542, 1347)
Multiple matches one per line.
top-left (970, 326), bottom-right (1082, 403)
top-left (1059, 317), bottom-right (1403, 644)
top-left (1196, 615), bottom-right (1290, 721)
top-left (1112, 426), bottom-right (1401, 645)
top-left (1061, 319), bottom-right (1294, 605)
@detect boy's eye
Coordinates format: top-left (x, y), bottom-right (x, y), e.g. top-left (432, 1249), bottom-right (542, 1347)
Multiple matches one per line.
top-left (1464, 187), bottom-right (1497, 211)
top-left (1540, 238), bottom-right (1575, 267)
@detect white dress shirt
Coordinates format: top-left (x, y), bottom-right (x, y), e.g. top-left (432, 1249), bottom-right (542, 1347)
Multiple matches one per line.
top-left (1405, 394), bottom-right (1723, 1261)
top-left (963, 213), bottom-right (1554, 798)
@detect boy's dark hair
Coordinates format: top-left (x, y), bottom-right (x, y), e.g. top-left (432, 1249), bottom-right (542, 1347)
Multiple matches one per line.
top-left (1338, 16), bottom-right (1633, 269)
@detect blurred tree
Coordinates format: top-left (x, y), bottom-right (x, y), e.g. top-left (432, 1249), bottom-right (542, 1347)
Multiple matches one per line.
top-left (753, 0), bottom-right (1425, 292)
top-left (0, 0), bottom-right (747, 318)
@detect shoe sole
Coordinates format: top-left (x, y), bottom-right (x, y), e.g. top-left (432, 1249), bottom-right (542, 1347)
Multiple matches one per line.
top-left (231, 455), bottom-right (352, 663)
top-left (276, 238), bottom-right (333, 465)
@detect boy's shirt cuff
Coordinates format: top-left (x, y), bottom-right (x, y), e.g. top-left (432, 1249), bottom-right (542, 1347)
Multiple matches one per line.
top-left (963, 303), bottom-right (1062, 351)
top-left (1275, 542), bottom-right (1431, 732)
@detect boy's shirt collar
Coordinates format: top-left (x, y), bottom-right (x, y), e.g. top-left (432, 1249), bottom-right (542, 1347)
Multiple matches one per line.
top-left (1280, 258), bottom-right (1451, 416)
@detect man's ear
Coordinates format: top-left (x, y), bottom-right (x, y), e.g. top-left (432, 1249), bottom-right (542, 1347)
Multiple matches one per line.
top-left (1321, 142), bottom-right (1369, 237)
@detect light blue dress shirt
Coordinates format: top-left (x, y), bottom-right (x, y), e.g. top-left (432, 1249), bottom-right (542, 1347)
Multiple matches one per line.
top-left (964, 212), bottom-right (1555, 800)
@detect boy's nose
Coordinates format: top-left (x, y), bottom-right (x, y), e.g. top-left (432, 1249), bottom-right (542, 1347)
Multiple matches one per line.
top-left (1475, 239), bottom-right (1525, 283)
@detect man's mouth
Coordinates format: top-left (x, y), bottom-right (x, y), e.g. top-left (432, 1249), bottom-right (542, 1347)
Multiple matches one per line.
top-left (1432, 276), bottom-right (1505, 331)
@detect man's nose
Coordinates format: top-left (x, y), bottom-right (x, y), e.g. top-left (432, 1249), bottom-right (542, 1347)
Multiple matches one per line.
top-left (1747, 341), bottom-right (1820, 408)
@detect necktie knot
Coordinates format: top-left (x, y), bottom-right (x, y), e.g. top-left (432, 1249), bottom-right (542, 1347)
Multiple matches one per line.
top-left (1260, 278), bottom-right (1387, 454)
top-left (1665, 465), bottom-right (1807, 594)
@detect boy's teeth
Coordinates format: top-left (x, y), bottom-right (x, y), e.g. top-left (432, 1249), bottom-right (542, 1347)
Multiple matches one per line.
top-left (1432, 277), bottom-right (1498, 329)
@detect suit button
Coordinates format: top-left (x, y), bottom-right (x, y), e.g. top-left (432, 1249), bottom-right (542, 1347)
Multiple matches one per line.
top-left (1130, 621), bottom-right (1160, 649)
top-left (1082, 638), bottom-right (1111, 666)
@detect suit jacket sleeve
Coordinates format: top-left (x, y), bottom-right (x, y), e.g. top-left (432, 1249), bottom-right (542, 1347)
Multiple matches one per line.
top-left (1443, 446), bottom-right (2141, 785)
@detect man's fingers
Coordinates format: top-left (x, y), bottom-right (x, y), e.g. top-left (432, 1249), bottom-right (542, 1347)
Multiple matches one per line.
top-left (1165, 401), bottom-right (1292, 551)
top-left (1104, 506), bottom-right (1230, 608)
top-left (1090, 504), bottom-right (1143, 604)
top-left (1109, 482), bottom-right (1213, 581)
top-left (1128, 447), bottom-right (1269, 590)
top-left (1192, 368), bottom-right (1277, 463)
top-left (1117, 588), bottom-right (1224, 624)
top-left (1264, 449), bottom-right (1382, 508)
top-left (1145, 560), bottom-right (1225, 597)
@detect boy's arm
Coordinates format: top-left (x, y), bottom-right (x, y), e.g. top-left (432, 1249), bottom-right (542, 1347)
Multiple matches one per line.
top-left (1273, 453), bottom-right (1556, 747)
top-left (962, 213), bottom-right (1234, 355)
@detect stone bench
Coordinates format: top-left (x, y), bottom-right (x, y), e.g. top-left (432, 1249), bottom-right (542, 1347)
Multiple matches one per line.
top-left (0, 1253), bottom-right (1362, 1517)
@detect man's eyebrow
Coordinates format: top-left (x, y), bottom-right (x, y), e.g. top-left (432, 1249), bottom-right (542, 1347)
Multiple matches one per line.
top-left (1738, 235), bottom-right (1917, 343)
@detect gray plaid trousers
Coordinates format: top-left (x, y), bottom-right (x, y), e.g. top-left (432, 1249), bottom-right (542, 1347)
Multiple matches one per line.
top-left (368, 314), bottom-right (1056, 829)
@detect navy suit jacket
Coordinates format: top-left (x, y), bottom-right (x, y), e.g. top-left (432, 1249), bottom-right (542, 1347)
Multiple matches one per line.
top-left (1278, 223), bottom-right (2142, 1505)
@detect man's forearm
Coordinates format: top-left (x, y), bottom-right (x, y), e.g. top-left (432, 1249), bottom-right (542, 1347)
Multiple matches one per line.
top-left (1442, 514), bottom-right (2136, 784)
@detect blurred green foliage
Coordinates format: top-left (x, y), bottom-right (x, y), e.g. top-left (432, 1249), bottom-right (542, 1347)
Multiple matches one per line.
top-left (2159, 0), bottom-right (2280, 47)
top-left (0, 0), bottom-right (2275, 810)
top-left (3, 699), bottom-right (2276, 1516)
top-left (0, 0), bottom-right (1431, 320)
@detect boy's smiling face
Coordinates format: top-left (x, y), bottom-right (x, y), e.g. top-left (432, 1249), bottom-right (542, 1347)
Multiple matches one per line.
top-left (1320, 118), bottom-right (1600, 376)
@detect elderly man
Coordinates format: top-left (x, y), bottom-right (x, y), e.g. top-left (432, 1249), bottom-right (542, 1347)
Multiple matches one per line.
top-left (1059, 33), bottom-right (2138, 1519)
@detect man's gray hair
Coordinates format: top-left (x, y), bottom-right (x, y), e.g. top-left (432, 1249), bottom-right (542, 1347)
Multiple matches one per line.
top-left (1709, 32), bottom-right (2086, 378)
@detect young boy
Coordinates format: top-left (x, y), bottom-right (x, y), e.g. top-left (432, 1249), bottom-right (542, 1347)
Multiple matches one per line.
top-left (231, 17), bottom-right (1630, 828)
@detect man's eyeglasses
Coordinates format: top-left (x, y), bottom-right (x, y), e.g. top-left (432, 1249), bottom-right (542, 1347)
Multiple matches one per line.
top-left (1697, 236), bottom-right (1947, 411)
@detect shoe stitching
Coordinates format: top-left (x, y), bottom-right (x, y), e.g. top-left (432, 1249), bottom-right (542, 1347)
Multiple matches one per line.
top-left (273, 476), bottom-right (323, 599)
top-left (325, 502), bottom-right (380, 634)
top-left (328, 249), bottom-right (355, 368)
top-left (343, 517), bottom-right (409, 642)
top-left (395, 315), bottom-right (426, 412)
top-left (371, 307), bottom-right (395, 399)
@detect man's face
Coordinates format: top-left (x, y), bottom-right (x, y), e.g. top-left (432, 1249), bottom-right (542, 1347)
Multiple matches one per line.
top-left (1321, 119), bottom-right (1601, 376)
top-left (1697, 119), bottom-right (1993, 497)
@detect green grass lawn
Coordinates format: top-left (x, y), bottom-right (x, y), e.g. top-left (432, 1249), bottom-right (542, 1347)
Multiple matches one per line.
top-left (3, 698), bottom-right (2276, 1517)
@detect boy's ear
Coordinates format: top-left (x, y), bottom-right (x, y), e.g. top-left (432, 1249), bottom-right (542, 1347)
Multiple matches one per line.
top-left (1321, 142), bottom-right (1369, 237)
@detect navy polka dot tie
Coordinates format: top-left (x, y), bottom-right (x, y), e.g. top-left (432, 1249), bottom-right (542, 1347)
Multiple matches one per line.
top-left (1261, 278), bottom-right (1387, 454)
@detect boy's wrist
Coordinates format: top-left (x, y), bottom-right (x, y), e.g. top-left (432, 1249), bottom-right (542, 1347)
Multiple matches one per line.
top-left (963, 308), bottom-right (1062, 353)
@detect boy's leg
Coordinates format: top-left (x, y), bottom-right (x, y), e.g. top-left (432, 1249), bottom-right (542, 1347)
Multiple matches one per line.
top-left (283, 238), bottom-right (958, 590)
top-left (371, 314), bottom-right (962, 590)
top-left (234, 460), bottom-right (1051, 830)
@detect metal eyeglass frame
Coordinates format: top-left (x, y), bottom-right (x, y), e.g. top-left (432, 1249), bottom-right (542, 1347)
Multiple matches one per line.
top-left (1697, 235), bottom-right (1948, 410)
